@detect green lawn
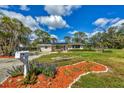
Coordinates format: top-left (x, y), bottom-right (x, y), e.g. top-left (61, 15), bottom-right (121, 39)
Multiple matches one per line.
top-left (31, 49), bottom-right (124, 88)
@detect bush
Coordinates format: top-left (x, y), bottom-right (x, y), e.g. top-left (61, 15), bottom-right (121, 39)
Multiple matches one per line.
top-left (7, 66), bottom-right (23, 77)
top-left (22, 72), bottom-right (37, 85)
top-left (8, 63), bottom-right (57, 85)
top-left (42, 64), bottom-right (57, 78)
top-left (29, 63), bottom-right (45, 75)
top-left (22, 64), bottom-right (38, 85)
top-left (103, 49), bottom-right (113, 53)
top-left (68, 48), bottom-right (95, 52)
top-left (22, 63), bottom-right (56, 84)
top-left (29, 62), bottom-right (57, 77)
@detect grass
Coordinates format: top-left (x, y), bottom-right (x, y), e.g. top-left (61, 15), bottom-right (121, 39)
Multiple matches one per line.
top-left (32, 49), bottom-right (124, 88)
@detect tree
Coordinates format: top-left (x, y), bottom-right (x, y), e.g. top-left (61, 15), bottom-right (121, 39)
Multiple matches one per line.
top-left (51, 37), bottom-right (57, 44)
top-left (73, 32), bottom-right (87, 43)
top-left (0, 16), bottom-right (31, 56)
top-left (34, 29), bottom-right (51, 44)
top-left (90, 32), bottom-right (108, 51)
top-left (64, 36), bottom-right (71, 44)
top-left (90, 26), bottom-right (124, 50)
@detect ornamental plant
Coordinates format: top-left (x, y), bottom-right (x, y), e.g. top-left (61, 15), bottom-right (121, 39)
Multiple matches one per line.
top-left (7, 66), bottom-right (23, 77)
top-left (42, 64), bottom-right (57, 78)
top-left (22, 71), bottom-right (37, 85)
top-left (7, 63), bottom-right (57, 85)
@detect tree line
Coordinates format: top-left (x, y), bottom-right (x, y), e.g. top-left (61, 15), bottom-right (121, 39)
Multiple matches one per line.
top-left (64, 26), bottom-right (124, 50)
top-left (0, 15), bottom-right (124, 56)
top-left (90, 27), bottom-right (124, 49)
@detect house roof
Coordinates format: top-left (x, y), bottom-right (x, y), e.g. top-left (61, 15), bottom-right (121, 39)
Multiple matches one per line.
top-left (68, 43), bottom-right (84, 45)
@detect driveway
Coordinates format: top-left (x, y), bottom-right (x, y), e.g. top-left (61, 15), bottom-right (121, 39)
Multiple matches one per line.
top-left (0, 52), bottom-right (51, 83)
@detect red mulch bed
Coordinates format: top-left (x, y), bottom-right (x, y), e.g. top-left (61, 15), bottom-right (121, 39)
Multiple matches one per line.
top-left (0, 61), bottom-right (107, 88)
top-left (0, 56), bottom-right (15, 58)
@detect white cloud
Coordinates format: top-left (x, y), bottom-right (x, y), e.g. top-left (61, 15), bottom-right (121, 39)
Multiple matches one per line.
top-left (0, 5), bottom-right (9, 9)
top-left (92, 18), bottom-right (124, 36)
top-left (93, 17), bottom-right (121, 27)
top-left (93, 17), bottom-right (123, 33)
top-left (110, 19), bottom-right (124, 32)
top-left (68, 30), bottom-right (78, 34)
top-left (112, 19), bottom-right (124, 27)
top-left (20, 5), bottom-right (30, 11)
top-left (36, 15), bottom-right (69, 29)
top-left (0, 9), bottom-right (40, 31)
top-left (44, 5), bottom-right (81, 16)
top-left (110, 17), bottom-right (120, 24)
top-left (50, 34), bottom-right (58, 39)
top-left (93, 18), bottom-right (110, 27)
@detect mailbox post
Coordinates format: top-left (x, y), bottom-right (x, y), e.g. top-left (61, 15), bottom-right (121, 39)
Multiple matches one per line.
top-left (15, 51), bottom-right (29, 77)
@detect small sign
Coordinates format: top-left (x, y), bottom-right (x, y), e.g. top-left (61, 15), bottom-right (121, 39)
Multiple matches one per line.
top-left (15, 51), bottom-right (20, 59)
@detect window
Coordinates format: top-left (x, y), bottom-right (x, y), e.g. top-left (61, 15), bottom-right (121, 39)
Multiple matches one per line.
top-left (72, 45), bottom-right (80, 48)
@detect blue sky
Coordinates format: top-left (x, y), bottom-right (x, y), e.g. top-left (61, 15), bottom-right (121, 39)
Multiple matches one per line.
top-left (0, 5), bottom-right (124, 42)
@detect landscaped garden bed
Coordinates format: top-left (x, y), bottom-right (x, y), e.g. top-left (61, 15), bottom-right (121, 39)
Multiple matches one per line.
top-left (0, 56), bottom-right (15, 58)
top-left (0, 61), bottom-right (108, 88)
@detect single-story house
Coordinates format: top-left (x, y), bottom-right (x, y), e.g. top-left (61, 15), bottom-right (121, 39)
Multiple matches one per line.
top-left (38, 43), bottom-right (84, 52)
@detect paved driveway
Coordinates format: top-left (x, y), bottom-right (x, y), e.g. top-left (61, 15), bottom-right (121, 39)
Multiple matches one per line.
top-left (0, 52), bottom-right (51, 83)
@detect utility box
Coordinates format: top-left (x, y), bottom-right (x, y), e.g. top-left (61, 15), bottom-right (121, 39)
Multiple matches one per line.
top-left (15, 51), bottom-right (29, 77)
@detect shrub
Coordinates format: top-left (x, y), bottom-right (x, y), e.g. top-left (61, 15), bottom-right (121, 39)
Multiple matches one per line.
top-left (22, 64), bottom-right (38, 85)
top-left (22, 63), bottom-right (56, 84)
top-left (22, 72), bottom-right (37, 85)
top-left (29, 62), bottom-right (57, 77)
top-left (42, 64), bottom-right (57, 78)
top-left (68, 48), bottom-right (95, 52)
top-left (29, 63), bottom-right (45, 75)
top-left (103, 49), bottom-right (113, 53)
top-left (8, 63), bottom-right (57, 85)
top-left (7, 66), bottom-right (23, 77)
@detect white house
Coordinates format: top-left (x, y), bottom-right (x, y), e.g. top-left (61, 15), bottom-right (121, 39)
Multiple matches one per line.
top-left (38, 43), bottom-right (84, 52)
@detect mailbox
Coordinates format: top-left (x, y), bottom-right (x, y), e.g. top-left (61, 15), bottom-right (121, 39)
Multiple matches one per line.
top-left (15, 51), bottom-right (29, 60)
top-left (20, 52), bottom-right (29, 64)
top-left (15, 51), bottom-right (29, 77)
